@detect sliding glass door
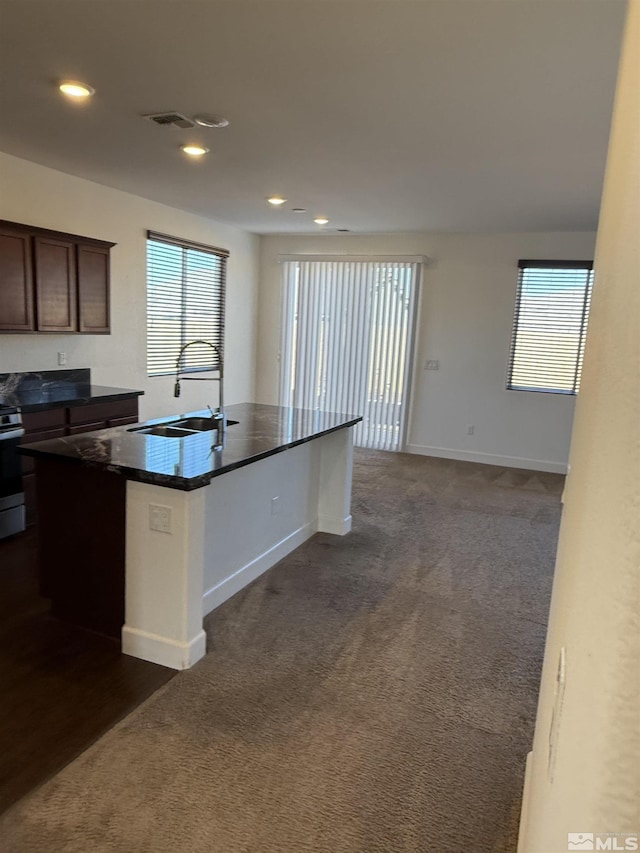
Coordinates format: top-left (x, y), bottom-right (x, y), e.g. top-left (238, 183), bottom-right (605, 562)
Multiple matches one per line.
top-left (280, 258), bottom-right (420, 451)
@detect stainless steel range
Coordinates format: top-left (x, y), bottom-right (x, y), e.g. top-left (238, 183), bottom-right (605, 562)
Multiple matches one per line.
top-left (0, 405), bottom-right (25, 539)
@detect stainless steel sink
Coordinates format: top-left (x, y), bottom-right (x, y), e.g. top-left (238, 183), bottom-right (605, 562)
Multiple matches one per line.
top-left (128, 417), bottom-right (239, 438)
top-left (170, 417), bottom-right (239, 431)
top-left (134, 425), bottom-right (196, 438)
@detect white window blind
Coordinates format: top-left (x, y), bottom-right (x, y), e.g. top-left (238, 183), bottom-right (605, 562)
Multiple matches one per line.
top-left (146, 231), bottom-right (228, 377)
top-left (507, 260), bottom-right (594, 395)
top-left (280, 259), bottom-right (420, 451)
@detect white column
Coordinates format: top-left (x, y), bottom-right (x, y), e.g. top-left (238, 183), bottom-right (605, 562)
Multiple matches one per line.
top-left (317, 425), bottom-right (354, 535)
top-left (122, 480), bottom-right (207, 670)
top-left (518, 3), bottom-right (640, 850)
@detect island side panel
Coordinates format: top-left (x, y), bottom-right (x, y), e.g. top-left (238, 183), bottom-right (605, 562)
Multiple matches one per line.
top-left (202, 439), bottom-right (321, 615)
top-left (317, 425), bottom-right (354, 535)
top-left (123, 481), bottom-right (207, 671)
top-left (35, 457), bottom-right (126, 638)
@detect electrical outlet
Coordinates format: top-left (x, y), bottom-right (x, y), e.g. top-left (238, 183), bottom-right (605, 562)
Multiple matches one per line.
top-left (149, 504), bottom-right (172, 533)
top-left (271, 496), bottom-right (280, 516)
top-left (467, 425), bottom-right (474, 435)
top-left (425, 359), bottom-right (439, 370)
top-left (58, 352), bottom-right (67, 365)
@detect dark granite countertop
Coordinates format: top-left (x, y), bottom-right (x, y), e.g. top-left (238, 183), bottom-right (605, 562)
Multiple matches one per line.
top-left (0, 369), bottom-right (143, 412)
top-left (19, 402), bottom-right (362, 491)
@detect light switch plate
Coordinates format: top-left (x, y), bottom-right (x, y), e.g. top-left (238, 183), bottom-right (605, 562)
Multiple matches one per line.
top-left (149, 504), bottom-right (172, 534)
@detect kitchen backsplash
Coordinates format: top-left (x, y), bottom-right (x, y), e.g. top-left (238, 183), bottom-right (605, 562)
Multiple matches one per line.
top-left (0, 369), bottom-right (91, 406)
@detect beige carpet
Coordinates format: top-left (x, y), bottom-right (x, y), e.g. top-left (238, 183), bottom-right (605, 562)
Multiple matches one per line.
top-left (0, 449), bottom-right (563, 853)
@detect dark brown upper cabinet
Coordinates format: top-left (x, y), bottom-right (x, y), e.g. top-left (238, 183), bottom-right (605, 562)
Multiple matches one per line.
top-left (34, 235), bottom-right (77, 332)
top-left (0, 224), bottom-right (35, 332)
top-left (0, 220), bottom-right (115, 334)
top-left (77, 242), bottom-right (110, 333)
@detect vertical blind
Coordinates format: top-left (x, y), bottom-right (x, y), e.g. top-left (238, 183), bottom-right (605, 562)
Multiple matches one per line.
top-left (280, 258), bottom-right (420, 451)
top-left (507, 260), bottom-right (594, 395)
top-left (146, 231), bottom-right (228, 377)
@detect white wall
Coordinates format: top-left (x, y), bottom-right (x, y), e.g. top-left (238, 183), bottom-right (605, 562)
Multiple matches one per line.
top-left (519, 1), bottom-right (640, 850)
top-left (258, 231), bottom-right (595, 472)
top-left (0, 152), bottom-right (260, 420)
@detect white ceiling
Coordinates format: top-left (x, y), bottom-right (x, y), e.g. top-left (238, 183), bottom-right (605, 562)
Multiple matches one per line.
top-left (0, 0), bottom-right (628, 235)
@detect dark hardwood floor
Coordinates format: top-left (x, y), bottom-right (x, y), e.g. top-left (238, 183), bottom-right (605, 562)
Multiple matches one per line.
top-left (0, 528), bottom-right (175, 814)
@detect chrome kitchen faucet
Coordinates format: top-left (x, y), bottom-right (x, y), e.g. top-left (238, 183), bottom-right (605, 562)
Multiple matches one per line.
top-left (174, 339), bottom-right (225, 450)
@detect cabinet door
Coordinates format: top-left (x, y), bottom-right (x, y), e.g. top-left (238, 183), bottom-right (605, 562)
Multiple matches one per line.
top-left (34, 236), bottom-right (77, 332)
top-left (77, 243), bottom-right (110, 333)
top-left (68, 398), bottom-right (138, 426)
top-left (21, 408), bottom-right (67, 433)
top-left (67, 421), bottom-right (108, 435)
top-left (0, 225), bottom-right (35, 331)
top-left (108, 415), bottom-right (138, 428)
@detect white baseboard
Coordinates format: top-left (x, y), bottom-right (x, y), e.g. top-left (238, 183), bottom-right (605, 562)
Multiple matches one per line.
top-left (517, 751), bottom-right (534, 853)
top-left (202, 520), bottom-right (316, 616)
top-left (317, 513), bottom-right (352, 535)
top-left (122, 626), bottom-right (207, 671)
top-left (405, 443), bottom-right (568, 474)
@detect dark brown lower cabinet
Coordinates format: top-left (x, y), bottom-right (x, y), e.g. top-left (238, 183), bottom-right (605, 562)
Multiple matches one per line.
top-left (21, 396), bottom-right (139, 527)
top-left (21, 426), bottom-right (66, 526)
top-left (66, 398), bottom-right (138, 429)
top-left (107, 415), bottom-right (138, 428)
top-left (67, 421), bottom-right (106, 435)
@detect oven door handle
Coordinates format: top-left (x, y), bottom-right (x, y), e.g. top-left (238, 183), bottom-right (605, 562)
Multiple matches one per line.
top-left (0, 428), bottom-right (26, 441)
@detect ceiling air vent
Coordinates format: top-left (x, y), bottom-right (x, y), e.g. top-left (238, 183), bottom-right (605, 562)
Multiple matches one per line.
top-left (144, 112), bottom-right (195, 129)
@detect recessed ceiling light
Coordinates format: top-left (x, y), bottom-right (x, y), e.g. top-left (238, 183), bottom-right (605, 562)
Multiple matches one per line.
top-left (194, 114), bottom-right (229, 128)
top-left (267, 196), bottom-right (287, 206)
top-left (292, 208), bottom-right (307, 213)
top-left (58, 80), bottom-right (95, 98)
top-left (181, 144), bottom-right (209, 157)
top-left (314, 217), bottom-right (329, 225)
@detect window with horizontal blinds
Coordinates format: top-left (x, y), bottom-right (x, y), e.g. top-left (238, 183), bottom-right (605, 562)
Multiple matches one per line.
top-left (146, 231), bottom-right (227, 377)
top-left (507, 260), bottom-right (594, 395)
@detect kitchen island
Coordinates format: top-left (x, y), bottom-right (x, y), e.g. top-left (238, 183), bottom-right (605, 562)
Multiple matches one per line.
top-left (19, 403), bottom-right (361, 670)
